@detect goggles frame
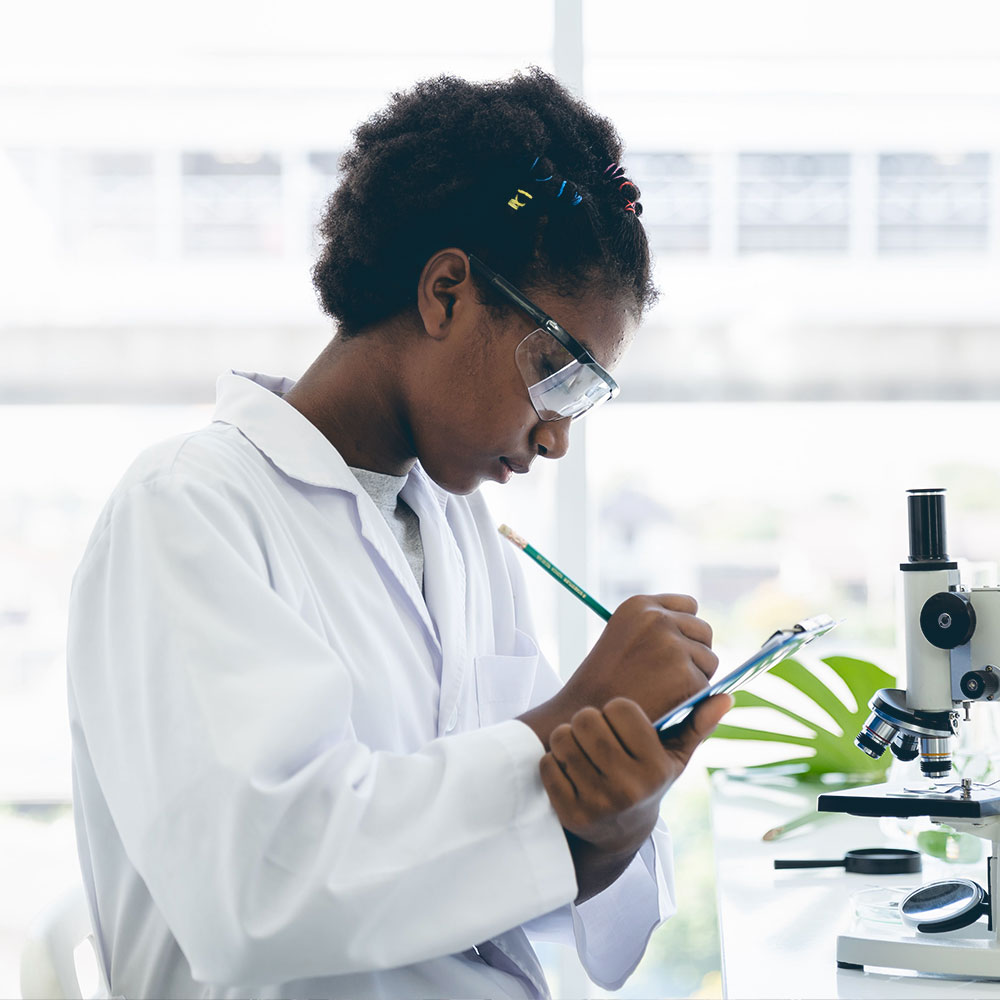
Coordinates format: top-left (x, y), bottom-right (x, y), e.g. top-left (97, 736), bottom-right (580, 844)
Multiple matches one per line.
top-left (467, 253), bottom-right (620, 420)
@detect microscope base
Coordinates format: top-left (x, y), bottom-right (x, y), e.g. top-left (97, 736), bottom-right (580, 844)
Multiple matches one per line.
top-left (837, 926), bottom-right (1000, 979)
top-left (820, 792), bottom-right (1000, 979)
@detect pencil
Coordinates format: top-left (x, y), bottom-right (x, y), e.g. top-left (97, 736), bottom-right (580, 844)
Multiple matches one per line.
top-left (498, 524), bottom-right (613, 622)
top-left (762, 809), bottom-right (835, 842)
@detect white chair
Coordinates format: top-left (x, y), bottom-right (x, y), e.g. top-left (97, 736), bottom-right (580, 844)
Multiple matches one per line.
top-left (20, 883), bottom-right (106, 1000)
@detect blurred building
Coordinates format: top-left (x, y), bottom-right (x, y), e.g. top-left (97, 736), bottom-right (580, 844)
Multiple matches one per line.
top-left (3, 1), bottom-right (1000, 403)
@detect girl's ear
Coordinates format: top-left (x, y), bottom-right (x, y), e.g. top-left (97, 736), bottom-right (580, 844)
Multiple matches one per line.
top-left (416, 249), bottom-right (475, 341)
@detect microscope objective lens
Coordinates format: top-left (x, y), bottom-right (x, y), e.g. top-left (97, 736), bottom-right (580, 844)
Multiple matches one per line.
top-left (919, 736), bottom-right (952, 777)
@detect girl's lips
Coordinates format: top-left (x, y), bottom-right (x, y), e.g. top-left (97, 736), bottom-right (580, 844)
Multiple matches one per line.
top-left (500, 457), bottom-right (531, 474)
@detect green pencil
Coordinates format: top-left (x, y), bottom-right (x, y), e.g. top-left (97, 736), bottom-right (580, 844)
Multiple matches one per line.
top-left (498, 524), bottom-right (612, 622)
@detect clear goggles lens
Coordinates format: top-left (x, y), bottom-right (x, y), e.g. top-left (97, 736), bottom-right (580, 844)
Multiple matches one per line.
top-left (514, 328), bottom-right (614, 421)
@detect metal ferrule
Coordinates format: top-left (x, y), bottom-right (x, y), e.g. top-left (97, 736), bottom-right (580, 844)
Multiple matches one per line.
top-left (919, 736), bottom-right (952, 778)
top-left (860, 716), bottom-right (898, 749)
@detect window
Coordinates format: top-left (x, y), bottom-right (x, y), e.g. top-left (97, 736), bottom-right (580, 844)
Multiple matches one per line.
top-left (61, 151), bottom-right (156, 257)
top-left (181, 151), bottom-right (283, 255)
top-left (631, 153), bottom-right (712, 254)
top-left (739, 153), bottom-right (851, 254)
top-left (878, 152), bottom-right (990, 254)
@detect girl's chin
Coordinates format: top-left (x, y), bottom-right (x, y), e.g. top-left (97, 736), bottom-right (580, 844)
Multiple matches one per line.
top-left (422, 463), bottom-right (485, 496)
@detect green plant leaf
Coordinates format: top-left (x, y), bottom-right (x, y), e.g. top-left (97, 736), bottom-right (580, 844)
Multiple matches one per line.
top-left (728, 690), bottom-right (833, 736)
top-left (822, 655), bottom-right (895, 715)
top-left (916, 827), bottom-right (983, 864)
top-left (767, 658), bottom-right (855, 732)
top-left (711, 723), bottom-right (816, 746)
top-left (710, 654), bottom-right (895, 781)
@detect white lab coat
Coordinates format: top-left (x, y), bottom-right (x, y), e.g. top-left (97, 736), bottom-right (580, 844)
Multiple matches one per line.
top-left (67, 371), bottom-right (674, 999)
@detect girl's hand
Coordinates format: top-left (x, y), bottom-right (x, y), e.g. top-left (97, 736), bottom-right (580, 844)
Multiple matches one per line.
top-left (519, 594), bottom-right (719, 752)
top-left (539, 694), bottom-right (731, 896)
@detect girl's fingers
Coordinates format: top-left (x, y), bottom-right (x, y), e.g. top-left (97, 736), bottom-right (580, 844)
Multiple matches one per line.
top-left (540, 751), bottom-right (578, 809)
top-left (550, 721), bottom-right (604, 794)
top-left (660, 693), bottom-right (734, 767)
top-left (568, 705), bottom-right (632, 771)
top-left (601, 697), bottom-right (667, 761)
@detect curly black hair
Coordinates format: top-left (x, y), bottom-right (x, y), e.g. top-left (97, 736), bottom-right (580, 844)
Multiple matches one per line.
top-left (312, 68), bottom-right (656, 337)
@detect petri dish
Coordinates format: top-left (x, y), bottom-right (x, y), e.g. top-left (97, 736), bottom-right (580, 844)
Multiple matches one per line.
top-left (851, 886), bottom-right (917, 925)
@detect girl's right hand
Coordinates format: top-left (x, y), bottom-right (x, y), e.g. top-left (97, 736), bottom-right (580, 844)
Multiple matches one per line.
top-left (518, 593), bottom-right (719, 751)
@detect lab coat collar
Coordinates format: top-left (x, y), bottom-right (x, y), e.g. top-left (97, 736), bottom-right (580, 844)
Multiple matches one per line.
top-left (213, 370), bottom-right (449, 510)
top-left (213, 370), bottom-right (449, 649)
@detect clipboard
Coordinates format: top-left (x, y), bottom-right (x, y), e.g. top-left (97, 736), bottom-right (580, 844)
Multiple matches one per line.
top-left (654, 613), bottom-right (840, 741)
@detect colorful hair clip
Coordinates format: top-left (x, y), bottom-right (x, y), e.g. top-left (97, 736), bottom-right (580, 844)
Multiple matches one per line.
top-left (528, 155), bottom-right (553, 182)
top-left (507, 188), bottom-right (534, 210)
top-left (602, 163), bottom-right (641, 214)
top-left (511, 157), bottom-right (584, 210)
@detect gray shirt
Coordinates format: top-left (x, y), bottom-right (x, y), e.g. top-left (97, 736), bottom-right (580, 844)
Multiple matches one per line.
top-left (349, 465), bottom-right (424, 589)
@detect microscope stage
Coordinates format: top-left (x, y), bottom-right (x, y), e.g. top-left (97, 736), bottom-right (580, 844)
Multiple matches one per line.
top-left (819, 783), bottom-right (1000, 819)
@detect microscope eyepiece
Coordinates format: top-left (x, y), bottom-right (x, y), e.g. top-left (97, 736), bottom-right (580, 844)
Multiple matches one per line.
top-left (907, 489), bottom-right (949, 563)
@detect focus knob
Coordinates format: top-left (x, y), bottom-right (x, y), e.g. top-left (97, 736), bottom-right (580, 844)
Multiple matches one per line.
top-left (920, 592), bottom-right (976, 650)
top-left (960, 668), bottom-right (999, 701)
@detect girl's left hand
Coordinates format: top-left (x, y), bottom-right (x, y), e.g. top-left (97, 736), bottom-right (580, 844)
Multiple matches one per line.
top-left (539, 694), bottom-right (731, 858)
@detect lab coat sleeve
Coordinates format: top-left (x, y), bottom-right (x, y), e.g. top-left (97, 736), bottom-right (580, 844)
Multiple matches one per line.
top-left (67, 474), bottom-right (579, 987)
top-left (501, 543), bottom-right (677, 990)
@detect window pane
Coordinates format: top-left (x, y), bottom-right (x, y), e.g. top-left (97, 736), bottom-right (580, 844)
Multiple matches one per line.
top-left (181, 151), bottom-right (283, 255)
top-left (61, 151), bottom-right (156, 257)
top-left (630, 153), bottom-right (712, 254)
top-left (739, 153), bottom-right (851, 253)
top-left (878, 152), bottom-right (990, 254)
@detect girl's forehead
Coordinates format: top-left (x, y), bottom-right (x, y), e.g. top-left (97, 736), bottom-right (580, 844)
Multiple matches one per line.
top-left (528, 288), bottom-right (636, 370)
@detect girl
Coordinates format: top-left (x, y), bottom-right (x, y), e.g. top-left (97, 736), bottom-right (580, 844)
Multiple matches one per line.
top-left (68, 69), bottom-right (729, 999)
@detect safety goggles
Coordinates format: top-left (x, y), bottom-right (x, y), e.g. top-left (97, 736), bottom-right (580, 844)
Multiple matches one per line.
top-left (468, 253), bottom-right (620, 421)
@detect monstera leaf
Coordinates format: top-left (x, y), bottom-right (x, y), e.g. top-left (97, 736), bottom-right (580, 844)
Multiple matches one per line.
top-left (711, 654), bottom-right (895, 781)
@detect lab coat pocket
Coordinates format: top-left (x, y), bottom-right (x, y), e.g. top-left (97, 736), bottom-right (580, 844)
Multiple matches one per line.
top-left (474, 629), bottom-right (541, 726)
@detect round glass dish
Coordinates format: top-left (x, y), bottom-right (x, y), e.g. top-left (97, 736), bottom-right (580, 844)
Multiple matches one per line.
top-left (851, 886), bottom-right (918, 925)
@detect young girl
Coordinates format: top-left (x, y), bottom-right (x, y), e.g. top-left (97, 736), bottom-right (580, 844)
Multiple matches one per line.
top-left (68, 69), bottom-right (729, 999)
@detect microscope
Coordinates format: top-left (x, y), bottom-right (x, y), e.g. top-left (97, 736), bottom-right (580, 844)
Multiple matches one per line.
top-left (818, 488), bottom-right (1000, 977)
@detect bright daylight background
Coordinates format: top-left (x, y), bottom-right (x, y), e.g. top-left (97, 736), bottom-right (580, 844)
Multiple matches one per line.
top-left (4, 1), bottom-right (1000, 996)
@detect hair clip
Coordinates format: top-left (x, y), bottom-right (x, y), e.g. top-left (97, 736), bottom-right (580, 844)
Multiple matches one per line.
top-left (511, 157), bottom-right (584, 210)
top-left (507, 188), bottom-right (534, 210)
top-left (528, 156), bottom-right (553, 182)
top-left (603, 164), bottom-right (641, 214)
